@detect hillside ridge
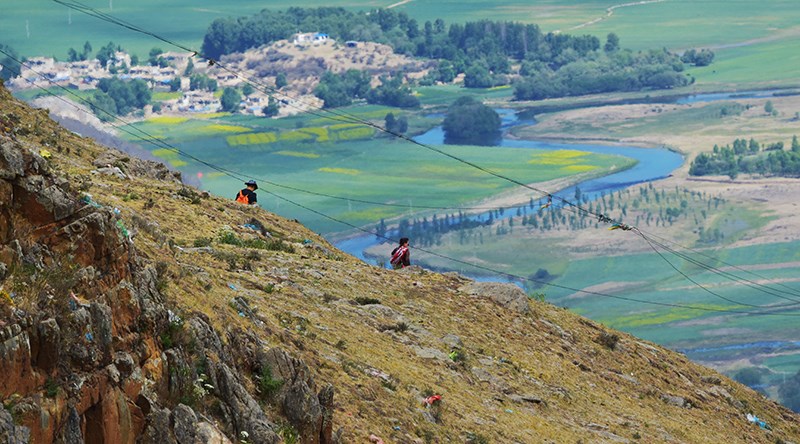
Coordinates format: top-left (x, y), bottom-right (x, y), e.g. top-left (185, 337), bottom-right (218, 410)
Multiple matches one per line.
top-left (1, 81), bottom-right (799, 443)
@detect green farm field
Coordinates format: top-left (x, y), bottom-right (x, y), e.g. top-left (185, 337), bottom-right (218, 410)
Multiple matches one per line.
top-left (124, 109), bottom-right (633, 233)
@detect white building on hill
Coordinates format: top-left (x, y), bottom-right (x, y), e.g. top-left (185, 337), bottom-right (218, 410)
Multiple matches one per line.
top-left (292, 32), bottom-right (329, 45)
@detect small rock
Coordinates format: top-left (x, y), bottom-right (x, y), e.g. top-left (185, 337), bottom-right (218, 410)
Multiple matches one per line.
top-left (196, 422), bottom-right (233, 444)
top-left (701, 375), bottom-right (721, 385)
top-left (508, 394), bottom-right (546, 406)
top-left (441, 334), bottom-right (463, 349)
top-left (460, 282), bottom-right (530, 314)
top-left (413, 347), bottom-right (448, 360)
top-left (105, 364), bottom-right (121, 384)
top-left (661, 394), bottom-right (687, 408)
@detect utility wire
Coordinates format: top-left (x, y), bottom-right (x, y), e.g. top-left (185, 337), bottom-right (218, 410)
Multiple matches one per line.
top-left (21, 7), bottom-right (800, 310)
top-left (6, 55), bottom-right (799, 317)
top-left (635, 228), bottom-right (800, 308)
top-left (639, 229), bottom-right (800, 299)
top-left (0, 49), bottom-right (533, 213)
top-left (52, 0), bottom-right (603, 221)
top-left (260, 186), bottom-right (800, 317)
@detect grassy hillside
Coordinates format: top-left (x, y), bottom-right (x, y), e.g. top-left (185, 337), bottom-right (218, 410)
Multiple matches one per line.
top-left (3, 81), bottom-right (800, 443)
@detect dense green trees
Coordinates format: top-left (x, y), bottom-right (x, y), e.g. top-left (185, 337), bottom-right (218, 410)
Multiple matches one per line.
top-left (89, 77), bottom-right (151, 120)
top-left (202, 8), bottom-right (699, 100)
top-left (442, 96), bottom-right (500, 146)
top-left (220, 87), bottom-right (242, 112)
top-left (95, 41), bottom-right (120, 68)
top-left (314, 69), bottom-right (371, 108)
top-left (168, 77), bottom-right (181, 92)
top-left (513, 49), bottom-right (689, 100)
top-left (148, 48), bottom-right (168, 67)
top-left (384, 112), bottom-right (408, 134)
top-left (262, 98), bottom-right (280, 117)
top-left (275, 73), bottom-right (288, 89)
top-left (68, 41), bottom-right (93, 62)
top-left (681, 48), bottom-right (715, 66)
top-left (189, 74), bottom-right (218, 92)
top-left (689, 137), bottom-right (800, 178)
top-left (366, 76), bottom-right (419, 108)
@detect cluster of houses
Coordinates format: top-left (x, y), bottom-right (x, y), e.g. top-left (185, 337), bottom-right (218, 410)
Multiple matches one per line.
top-left (10, 51), bottom-right (182, 92)
top-left (7, 33), bottom-right (337, 117)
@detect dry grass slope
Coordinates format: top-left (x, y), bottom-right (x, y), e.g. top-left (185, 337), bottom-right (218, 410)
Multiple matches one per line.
top-left (2, 82), bottom-right (799, 443)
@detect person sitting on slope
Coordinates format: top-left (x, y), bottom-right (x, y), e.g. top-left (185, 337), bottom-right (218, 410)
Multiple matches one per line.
top-left (390, 237), bottom-right (411, 269)
top-left (235, 180), bottom-right (258, 205)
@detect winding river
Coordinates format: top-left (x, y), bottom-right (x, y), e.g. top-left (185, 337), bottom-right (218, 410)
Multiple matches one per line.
top-left (334, 88), bottom-right (800, 265)
top-left (334, 107), bottom-right (685, 264)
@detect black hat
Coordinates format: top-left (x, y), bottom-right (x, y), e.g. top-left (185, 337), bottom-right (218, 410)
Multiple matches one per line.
top-left (245, 180), bottom-right (258, 190)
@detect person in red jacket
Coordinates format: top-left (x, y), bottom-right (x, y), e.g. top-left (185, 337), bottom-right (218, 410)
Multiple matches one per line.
top-left (389, 237), bottom-right (410, 269)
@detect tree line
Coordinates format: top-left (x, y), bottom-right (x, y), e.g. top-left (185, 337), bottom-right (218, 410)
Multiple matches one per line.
top-left (313, 70), bottom-right (419, 109)
top-left (689, 136), bottom-right (800, 179)
top-left (201, 7), bottom-right (708, 102)
top-left (382, 183), bottom-right (732, 256)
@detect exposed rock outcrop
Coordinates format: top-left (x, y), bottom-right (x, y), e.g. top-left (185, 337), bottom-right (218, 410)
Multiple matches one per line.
top-left (0, 94), bottom-right (335, 443)
top-left (460, 281), bottom-right (531, 314)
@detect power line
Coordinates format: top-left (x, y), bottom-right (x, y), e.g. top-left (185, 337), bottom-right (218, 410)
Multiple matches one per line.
top-left (0, 49), bottom-right (536, 214)
top-left (259, 185), bottom-right (800, 317)
top-left (640, 230), bottom-right (800, 299)
top-left (16, 8), bottom-right (800, 311)
top-left (5, 53), bottom-right (798, 317)
top-left (52, 0), bottom-right (604, 221)
top-left (636, 229), bottom-right (800, 307)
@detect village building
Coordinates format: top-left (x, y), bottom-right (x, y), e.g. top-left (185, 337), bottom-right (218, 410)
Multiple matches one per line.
top-left (176, 90), bottom-right (221, 113)
top-left (292, 32), bottom-right (329, 45)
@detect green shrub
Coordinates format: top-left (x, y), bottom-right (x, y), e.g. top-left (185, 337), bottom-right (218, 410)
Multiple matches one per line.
top-left (354, 296), bottom-right (381, 305)
top-left (219, 231), bottom-right (242, 246)
top-left (44, 378), bottom-right (59, 398)
top-left (193, 237), bottom-right (212, 247)
top-left (256, 366), bottom-right (283, 400)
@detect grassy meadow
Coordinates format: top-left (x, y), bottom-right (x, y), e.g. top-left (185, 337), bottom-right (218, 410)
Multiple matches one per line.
top-left (124, 107), bottom-right (632, 233)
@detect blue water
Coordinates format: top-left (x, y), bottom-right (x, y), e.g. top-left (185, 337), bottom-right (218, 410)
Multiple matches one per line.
top-left (680, 341), bottom-right (800, 355)
top-left (335, 109), bottom-right (683, 266)
top-left (673, 89), bottom-right (800, 105)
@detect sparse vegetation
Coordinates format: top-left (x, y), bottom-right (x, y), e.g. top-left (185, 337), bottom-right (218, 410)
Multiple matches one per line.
top-left (256, 366), bottom-right (284, 400)
top-left (354, 296), bottom-right (381, 305)
top-left (595, 331), bottom-right (620, 350)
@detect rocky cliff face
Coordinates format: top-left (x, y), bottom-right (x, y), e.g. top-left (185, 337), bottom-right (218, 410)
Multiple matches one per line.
top-left (0, 85), bottom-right (335, 443)
top-left (2, 82), bottom-right (800, 444)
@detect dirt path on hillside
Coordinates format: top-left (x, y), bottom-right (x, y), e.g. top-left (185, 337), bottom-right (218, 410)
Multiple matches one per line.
top-left (387, 0), bottom-right (413, 9)
top-left (700, 25), bottom-right (800, 51)
top-left (567, 0), bottom-right (668, 31)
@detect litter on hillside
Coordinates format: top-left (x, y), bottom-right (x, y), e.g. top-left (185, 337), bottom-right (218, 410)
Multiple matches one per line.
top-left (81, 194), bottom-right (102, 208)
top-left (424, 394), bottom-right (442, 407)
top-left (368, 434), bottom-right (385, 444)
top-left (746, 413), bottom-right (771, 430)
